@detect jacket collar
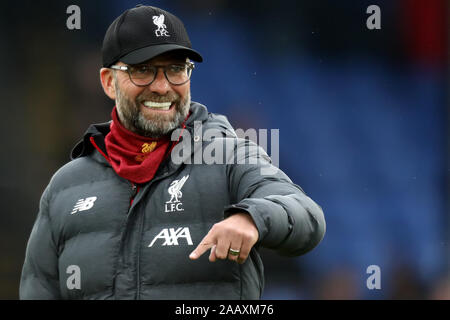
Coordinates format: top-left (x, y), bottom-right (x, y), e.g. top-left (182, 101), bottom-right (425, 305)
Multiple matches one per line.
top-left (70, 101), bottom-right (212, 162)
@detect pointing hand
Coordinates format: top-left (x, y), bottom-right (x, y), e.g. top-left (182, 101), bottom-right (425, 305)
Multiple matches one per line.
top-left (189, 212), bottom-right (259, 264)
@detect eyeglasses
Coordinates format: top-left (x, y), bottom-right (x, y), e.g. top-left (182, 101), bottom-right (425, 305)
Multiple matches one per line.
top-left (110, 61), bottom-right (195, 86)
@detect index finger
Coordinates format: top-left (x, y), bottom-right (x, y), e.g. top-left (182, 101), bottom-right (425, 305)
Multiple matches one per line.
top-left (189, 234), bottom-right (215, 260)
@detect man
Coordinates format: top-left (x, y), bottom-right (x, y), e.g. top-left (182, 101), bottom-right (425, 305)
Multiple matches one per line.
top-left (20, 5), bottom-right (325, 299)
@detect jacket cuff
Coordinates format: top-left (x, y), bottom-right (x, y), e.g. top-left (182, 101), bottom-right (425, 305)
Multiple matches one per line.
top-left (224, 203), bottom-right (251, 217)
top-left (223, 203), bottom-right (264, 244)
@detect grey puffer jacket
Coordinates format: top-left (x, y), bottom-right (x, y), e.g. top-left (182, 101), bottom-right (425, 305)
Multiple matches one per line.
top-left (20, 102), bottom-right (325, 300)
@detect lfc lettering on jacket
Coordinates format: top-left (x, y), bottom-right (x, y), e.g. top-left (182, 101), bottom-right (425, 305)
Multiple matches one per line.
top-left (165, 202), bottom-right (184, 212)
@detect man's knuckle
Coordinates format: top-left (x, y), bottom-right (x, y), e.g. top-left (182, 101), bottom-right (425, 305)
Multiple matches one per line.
top-left (212, 223), bottom-right (225, 234)
top-left (241, 232), bottom-right (251, 241)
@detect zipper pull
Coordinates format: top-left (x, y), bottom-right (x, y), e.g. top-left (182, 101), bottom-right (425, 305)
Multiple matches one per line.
top-left (129, 183), bottom-right (139, 208)
top-left (131, 183), bottom-right (138, 196)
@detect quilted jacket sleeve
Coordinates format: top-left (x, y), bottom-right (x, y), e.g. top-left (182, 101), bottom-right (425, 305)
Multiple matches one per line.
top-left (20, 184), bottom-right (61, 299)
top-left (225, 138), bottom-right (326, 257)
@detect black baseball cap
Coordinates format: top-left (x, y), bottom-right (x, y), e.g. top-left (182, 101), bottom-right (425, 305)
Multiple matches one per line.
top-left (102, 5), bottom-right (203, 67)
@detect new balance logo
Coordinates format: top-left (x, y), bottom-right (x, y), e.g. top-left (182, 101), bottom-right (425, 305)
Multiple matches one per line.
top-left (148, 227), bottom-right (193, 247)
top-left (71, 197), bottom-right (97, 214)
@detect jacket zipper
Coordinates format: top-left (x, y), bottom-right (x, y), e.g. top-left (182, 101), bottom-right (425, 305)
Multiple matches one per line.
top-left (136, 201), bottom-right (145, 300)
top-left (135, 168), bottom-right (175, 300)
top-left (128, 182), bottom-right (143, 300)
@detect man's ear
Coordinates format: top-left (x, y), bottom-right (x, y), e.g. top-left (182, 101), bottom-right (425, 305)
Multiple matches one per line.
top-left (100, 68), bottom-right (116, 100)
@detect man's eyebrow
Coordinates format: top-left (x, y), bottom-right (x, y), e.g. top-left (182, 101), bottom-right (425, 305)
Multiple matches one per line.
top-left (137, 59), bottom-right (188, 66)
top-left (132, 61), bottom-right (186, 67)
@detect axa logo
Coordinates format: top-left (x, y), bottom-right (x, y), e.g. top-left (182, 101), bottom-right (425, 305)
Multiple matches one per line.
top-left (152, 14), bottom-right (170, 37)
top-left (165, 175), bottom-right (189, 213)
top-left (71, 197), bottom-right (97, 214)
top-left (148, 227), bottom-right (193, 247)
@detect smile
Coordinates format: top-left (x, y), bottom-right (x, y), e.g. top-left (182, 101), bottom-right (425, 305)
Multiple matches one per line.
top-left (142, 101), bottom-right (173, 111)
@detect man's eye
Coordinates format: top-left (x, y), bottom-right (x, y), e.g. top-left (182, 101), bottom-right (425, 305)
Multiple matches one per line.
top-left (169, 65), bottom-right (185, 73)
top-left (133, 66), bottom-right (152, 74)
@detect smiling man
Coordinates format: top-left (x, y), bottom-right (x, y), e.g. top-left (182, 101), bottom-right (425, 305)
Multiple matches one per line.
top-left (19, 5), bottom-right (325, 300)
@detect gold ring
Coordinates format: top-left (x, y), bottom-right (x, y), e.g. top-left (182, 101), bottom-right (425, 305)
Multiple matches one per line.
top-left (229, 248), bottom-right (240, 256)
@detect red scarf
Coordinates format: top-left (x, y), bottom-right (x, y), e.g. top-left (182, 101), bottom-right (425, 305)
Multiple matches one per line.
top-left (103, 107), bottom-right (172, 184)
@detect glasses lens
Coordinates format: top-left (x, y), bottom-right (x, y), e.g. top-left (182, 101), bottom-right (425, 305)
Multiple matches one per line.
top-left (166, 64), bottom-right (191, 85)
top-left (127, 64), bottom-right (192, 86)
top-left (129, 65), bottom-right (156, 86)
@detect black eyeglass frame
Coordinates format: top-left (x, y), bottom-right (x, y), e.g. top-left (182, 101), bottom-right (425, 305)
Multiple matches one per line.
top-left (110, 61), bottom-right (195, 87)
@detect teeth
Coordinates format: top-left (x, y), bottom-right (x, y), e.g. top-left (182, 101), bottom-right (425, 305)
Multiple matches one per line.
top-left (143, 101), bottom-right (172, 110)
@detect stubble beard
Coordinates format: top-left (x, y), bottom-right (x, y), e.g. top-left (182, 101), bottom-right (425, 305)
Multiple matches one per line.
top-left (114, 78), bottom-right (191, 138)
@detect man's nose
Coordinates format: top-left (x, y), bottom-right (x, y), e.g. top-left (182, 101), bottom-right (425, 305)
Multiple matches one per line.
top-left (148, 69), bottom-right (170, 95)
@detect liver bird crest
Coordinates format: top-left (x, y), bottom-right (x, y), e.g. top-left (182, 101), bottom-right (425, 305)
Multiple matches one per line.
top-left (152, 14), bottom-right (170, 37)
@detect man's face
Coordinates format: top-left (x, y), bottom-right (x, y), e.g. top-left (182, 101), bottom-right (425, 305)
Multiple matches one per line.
top-left (113, 53), bottom-right (191, 138)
